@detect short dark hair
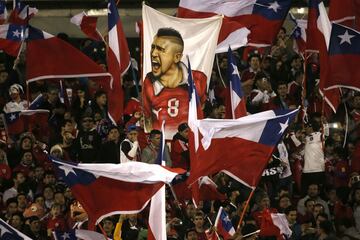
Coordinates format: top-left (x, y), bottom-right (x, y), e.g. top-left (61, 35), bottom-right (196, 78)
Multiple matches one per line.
top-left (185, 228), bottom-right (197, 238)
top-left (150, 129), bottom-right (162, 139)
top-left (284, 206), bottom-right (297, 215)
top-left (156, 28), bottom-right (184, 47)
top-left (304, 198), bottom-right (315, 207)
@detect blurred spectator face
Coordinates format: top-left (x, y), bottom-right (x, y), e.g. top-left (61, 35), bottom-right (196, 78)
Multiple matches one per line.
top-left (186, 203), bottom-right (196, 219)
top-left (292, 57), bottom-right (302, 70)
top-left (10, 214), bottom-right (23, 229)
top-left (64, 112), bottom-right (72, 121)
top-left (127, 214), bottom-right (137, 222)
top-left (77, 89), bottom-right (85, 98)
top-left (180, 128), bottom-right (189, 140)
top-left (64, 188), bottom-right (73, 200)
top-left (150, 133), bottom-right (161, 147)
top-left (15, 172), bottom-right (25, 185)
top-left (217, 105), bottom-right (226, 119)
top-left (256, 78), bottom-right (269, 91)
top-left (30, 219), bottom-right (41, 233)
top-left (43, 187), bottom-right (54, 201)
top-left (127, 130), bottom-right (138, 143)
top-left (262, 58), bottom-right (271, 71)
top-left (286, 210), bottom-right (297, 224)
top-left (260, 196), bottom-right (271, 209)
top-left (353, 96), bottom-right (360, 110)
top-left (44, 173), bottom-right (56, 185)
top-left (107, 128), bottom-right (120, 142)
top-left (48, 89), bottom-right (59, 103)
top-left (81, 117), bottom-right (94, 131)
top-left (96, 93), bottom-right (107, 107)
top-left (34, 166), bottom-right (44, 180)
top-left (308, 184), bottom-right (319, 198)
top-left (354, 189), bottom-right (360, 202)
top-left (193, 215), bottom-right (204, 229)
top-left (50, 147), bottom-right (62, 159)
top-left (54, 192), bottom-right (65, 206)
top-left (305, 200), bottom-right (315, 213)
top-left (9, 88), bottom-right (20, 101)
top-left (21, 138), bottom-right (32, 150)
top-left (347, 142), bottom-right (355, 157)
top-left (276, 61), bottom-right (283, 70)
top-left (0, 71), bottom-right (8, 84)
top-left (123, 78), bottom-right (134, 89)
top-left (277, 84), bottom-right (288, 98)
top-left (249, 57), bottom-right (260, 71)
top-left (279, 196), bottom-right (291, 209)
top-left (102, 219), bottom-right (115, 235)
top-left (313, 205), bottom-right (324, 218)
top-left (51, 205), bottom-right (61, 218)
top-left (35, 196), bottom-right (45, 208)
top-left (17, 194), bottom-right (27, 209)
top-left (186, 230), bottom-right (198, 240)
top-left (7, 202), bottom-right (18, 215)
top-left (21, 152), bottom-right (33, 166)
top-left (63, 122), bottom-right (74, 133)
top-left (277, 28), bottom-right (286, 40)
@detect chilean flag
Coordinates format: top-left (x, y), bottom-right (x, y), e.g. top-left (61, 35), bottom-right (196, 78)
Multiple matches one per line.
top-left (306, 0), bottom-right (341, 113)
top-left (178, 0), bottom-right (291, 50)
top-left (148, 121), bottom-right (166, 240)
top-left (187, 108), bottom-right (298, 187)
top-left (107, 0), bottom-right (131, 124)
top-left (51, 157), bottom-right (185, 230)
top-left (259, 210), bottom-right (292, 240)
top-left (0, 0), bottom-right (7, 24)
top-left (173, 176), bottom-right (226, 205)
top-left (5, 109), bottom-right (49, 135)
top-left (25, 26), bottom-right (112, 83)
top-left (70, 11), bottom-right (103, 41)
top-left (0, 218), bottom-right (32, 240)
top-left (289, 13), bottom-right (307, 54)
top-left (325, 23), bottom-right (360, 91)
top-left (215, 207), bottom-right (236, 240)
top-left (0, 24), bottom-right (24, 56)
top-left (329, 0), bottom-right (360, 31)
top-left (54, 229), bottom-right (109, 240)
top-left (8, 0), bottom-right (38, 25)
top-left (227, 46), bottom-right (247, 119)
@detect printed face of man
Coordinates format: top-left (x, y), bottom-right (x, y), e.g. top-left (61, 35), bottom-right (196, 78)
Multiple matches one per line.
top-left (151, 36), bottom-right (183, 78)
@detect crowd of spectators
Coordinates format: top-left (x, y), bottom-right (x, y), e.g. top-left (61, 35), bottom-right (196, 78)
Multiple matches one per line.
top-left (0, 26), bottom-right (359, 240)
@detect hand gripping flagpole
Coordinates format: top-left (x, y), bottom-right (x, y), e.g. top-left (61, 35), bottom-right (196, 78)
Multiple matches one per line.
top-left (236, 188), bottom-right (255, 230)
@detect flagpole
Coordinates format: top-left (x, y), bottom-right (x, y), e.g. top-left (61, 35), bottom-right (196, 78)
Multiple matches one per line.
top-left (206, 215), bottom-right (221, 240)
top-left (215, 54), bottom-right (226, 88)
top-left (97, 223), bottom-right (110, 240)
top-left (236, 188), bottom-right (255, 230)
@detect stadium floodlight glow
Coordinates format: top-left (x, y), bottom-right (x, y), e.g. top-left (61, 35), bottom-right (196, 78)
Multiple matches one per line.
top-left (297, 8), bottom-right (305, 14)
top-left (86, 9), bottom-right (108, 16)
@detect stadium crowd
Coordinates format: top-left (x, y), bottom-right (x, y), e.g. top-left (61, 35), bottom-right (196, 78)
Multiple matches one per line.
top-left (0, 25), bottom-right (359, 240)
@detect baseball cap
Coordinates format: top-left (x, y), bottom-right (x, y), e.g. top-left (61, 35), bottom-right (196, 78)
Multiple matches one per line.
top-left (126, 125), bottom-right (137, 133)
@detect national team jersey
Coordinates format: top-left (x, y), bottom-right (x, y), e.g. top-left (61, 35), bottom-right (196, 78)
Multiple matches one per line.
top-left (143, 62), bottom-right (207, 138)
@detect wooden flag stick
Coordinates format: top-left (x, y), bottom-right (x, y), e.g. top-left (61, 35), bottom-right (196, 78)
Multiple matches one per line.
top-left (237, 188), bottom-right (255, 230)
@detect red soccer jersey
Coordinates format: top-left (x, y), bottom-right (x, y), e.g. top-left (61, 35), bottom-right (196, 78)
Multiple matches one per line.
top-left (143, 64), bottom-right (207, 138)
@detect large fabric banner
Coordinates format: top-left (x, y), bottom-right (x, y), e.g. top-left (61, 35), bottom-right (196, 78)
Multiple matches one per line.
top-left (142, 4), bottom-right (222, 138)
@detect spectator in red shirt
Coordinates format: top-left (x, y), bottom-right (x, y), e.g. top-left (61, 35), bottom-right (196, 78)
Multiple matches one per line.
top-left (171, 123), bottom-right (190, 170)
top-left (46, 203), bottom-right (67, 238)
